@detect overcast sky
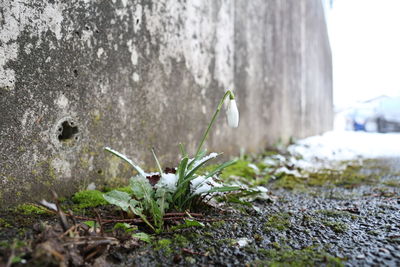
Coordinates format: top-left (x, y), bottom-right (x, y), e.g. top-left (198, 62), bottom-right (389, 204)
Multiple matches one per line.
top-left (328, 0), bottom-right (400, 109)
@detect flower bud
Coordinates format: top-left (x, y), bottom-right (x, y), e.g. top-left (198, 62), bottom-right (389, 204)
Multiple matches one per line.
top-left (226, 99), bottom-right (239, 128)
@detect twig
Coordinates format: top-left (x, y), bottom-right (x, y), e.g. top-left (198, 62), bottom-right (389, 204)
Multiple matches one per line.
top-left (5, 240), bottom-right (16, 267)
top-left (95, 209), bottom-right (104, 236)
top-left (59, 225), bottom-right (78, 238)
top-left (52, 191), bottom-right (69, 231)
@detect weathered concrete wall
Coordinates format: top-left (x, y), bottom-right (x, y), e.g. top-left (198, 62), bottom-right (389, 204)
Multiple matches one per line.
top-left (0, 0), bottom-right (332, 205)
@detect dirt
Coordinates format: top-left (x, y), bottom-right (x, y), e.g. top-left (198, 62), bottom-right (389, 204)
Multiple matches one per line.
top-left (1, 158), bottom-right (399, 266)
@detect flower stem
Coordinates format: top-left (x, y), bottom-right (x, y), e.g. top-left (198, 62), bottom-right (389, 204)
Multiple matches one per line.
top-left (194, 90), bottom-right (235, 158)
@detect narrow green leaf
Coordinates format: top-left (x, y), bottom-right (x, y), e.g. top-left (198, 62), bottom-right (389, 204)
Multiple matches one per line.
top-left (187, 150), bottom-right (207, 169)
top-left (177, 157), bottom-right (189, 184)
top-left (206, 186), bottom-right (241, 193)
top-left (183, 153), bottom-right (220, 184)
top-left (179, 143), bottom-right (187, 157)
top-left (204, 159), bottom-right (238, 179)
top-left (104, 147), bottom-right (147, 178)
top-left (151, 147), bottom-right (163, 175)
top-left (170, 219), bottom-right (205, 231)
top-left (184, 219), bottom-right (205, 227)
top-left (129, 205), bottom-right (156, 232)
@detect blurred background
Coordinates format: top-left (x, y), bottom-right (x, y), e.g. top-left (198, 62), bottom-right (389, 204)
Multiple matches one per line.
top-left (325, 0), bottom-right (400, 132)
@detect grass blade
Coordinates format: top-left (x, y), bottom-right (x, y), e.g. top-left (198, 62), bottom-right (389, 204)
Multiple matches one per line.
top-left (184, 153), bottom-right (219, 181)
top-left (179, 143), bottom-right (187, 157)
top-left (104, 147), bottom-right (147, 178)
top-left (151, 147), bottom-right (163, 175)
top-left (187, 150), bottom-right (207, 169)
top-left (204, 159), bottom-right (238, 179)
top-left (206, 186), bottom-right (241, 193)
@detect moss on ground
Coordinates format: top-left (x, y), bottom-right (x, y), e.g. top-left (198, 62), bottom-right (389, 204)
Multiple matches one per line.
top-left (383, 180), bottom-right (400, 187)
top-left (273, 163), bottom-right (380, 191)
top-left (264, 213), bottom-right (292, 232)
top-left (322, 220), bottom-right (348, 233)
top-left (15, 204), bottom-right (50, 215)
top-left (154, 238), bottom-right (173, 255)
top-left (254, 247), bottom-right (343, 267)
top-left (199, 160), bottom-right (270, 186)
top-left (0, 218), bottom-right (12, 228)
top-left (71, 190), bottom-right (108, 209)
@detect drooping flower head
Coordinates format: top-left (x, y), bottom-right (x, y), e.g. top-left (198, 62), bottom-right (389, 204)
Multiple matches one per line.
top-left (226, 92), bottom-right (239, 128)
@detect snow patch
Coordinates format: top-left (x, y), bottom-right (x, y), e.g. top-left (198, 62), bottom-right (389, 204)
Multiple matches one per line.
top-left (288, 131), bottom-right (400, 171)
top-left (156, 173), bottom-right (178, 192)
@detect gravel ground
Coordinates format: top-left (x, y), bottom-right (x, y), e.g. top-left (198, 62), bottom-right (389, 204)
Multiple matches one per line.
top-left (1, 157), bottom-right (399, 266)
top-left (104, 157), bottom-right (400, 266)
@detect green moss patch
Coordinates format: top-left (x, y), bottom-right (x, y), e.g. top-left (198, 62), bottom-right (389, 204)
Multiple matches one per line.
top-left (255, 247), bottom-right (343, 267)
top-left (15, 204), bottom-right (49, 215)
top-left (273, 163), bottom-right (380, 191)
top-left (154, 238), bottom-right (173, 255)
top-left (322, 220), bottom-right (348, 233)
top-left (264, 213), bottom-right (292, 232)
top-left (71, 190), bottom-right (108, 209)
top-left (200, 160), bottom-right (270, 186)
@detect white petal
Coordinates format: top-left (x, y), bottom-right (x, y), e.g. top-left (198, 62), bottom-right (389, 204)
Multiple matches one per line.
top-left (226, 99), bottom-right (239, 128)
top-left (40, 199), bottom-right (58, 211)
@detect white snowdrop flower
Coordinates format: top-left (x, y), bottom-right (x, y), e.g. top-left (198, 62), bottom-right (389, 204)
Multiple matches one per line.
top-left (226, 98), bottom-right (239, 128)
top-left (39, 199), bottom-right (57, 211)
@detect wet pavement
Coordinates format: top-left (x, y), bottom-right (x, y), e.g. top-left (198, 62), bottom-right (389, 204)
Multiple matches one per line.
top-left (108, 157), bottom-right (400, 266)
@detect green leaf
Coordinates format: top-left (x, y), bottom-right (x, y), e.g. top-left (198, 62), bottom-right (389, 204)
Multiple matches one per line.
top-left (103, 190), bottom-right (132, 211)
top-left (174, 153), bottom-right (220, 203)
top-left (11, 256), bottom-right (24, 264)
top-left (179, 143), bottom-right (187, 157)
top-left (130, 176), bottom-right (153, 201)
top-left (187, 150), bottom-right (207, 169)
top-left (104, 147), bottom-right (147, 178)
top-left (155, 188), bottom-right (169, 216)
top-left (113, 223), bottom-right (137, 232)
top-left (204, 159), bottom-right (238, 179)
top-left (151, 148), bottom-right (163, 175)
top-left (184, 153), bottom-right (219, 181)
top-left (184, 219), bottom-right (205, 227)
top-left (177, 157), bottom-right (189, 184)
top-left (170, 219), bottom-right (205, 231)
top-left (132, 232), bottom-right (152, 243)
top-left (206, 186), bottom-right (241, 193)
top-left (83, 221), bottom-right (96, 228)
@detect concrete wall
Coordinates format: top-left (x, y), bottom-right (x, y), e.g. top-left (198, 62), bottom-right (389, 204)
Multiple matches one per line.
top-left (0, 0), bottom-right (332, 205)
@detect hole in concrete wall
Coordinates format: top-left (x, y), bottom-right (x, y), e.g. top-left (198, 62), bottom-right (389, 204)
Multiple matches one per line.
top-left (58, 121), bottom-right (79, 142)
top-left (73, 69), bottom-right (78, 77)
